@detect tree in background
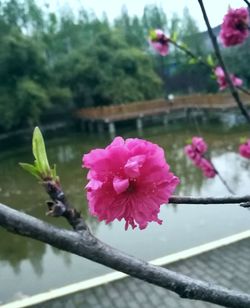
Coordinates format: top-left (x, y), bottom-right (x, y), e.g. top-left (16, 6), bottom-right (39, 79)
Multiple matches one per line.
top-left (1, 0), bottom-right (247, 132)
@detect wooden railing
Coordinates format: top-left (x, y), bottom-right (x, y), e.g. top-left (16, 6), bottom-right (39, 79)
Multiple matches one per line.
top-left (75, 93), bottom-right (250, 122)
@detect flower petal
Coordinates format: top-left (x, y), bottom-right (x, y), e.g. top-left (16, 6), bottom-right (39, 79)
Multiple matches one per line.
top-left (113, 177), bottom-right (129, 194)
top-left (124, 155), bottom-right (146, 178)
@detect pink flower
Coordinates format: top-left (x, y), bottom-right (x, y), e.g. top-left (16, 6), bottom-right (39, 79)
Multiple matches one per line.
top-left (220, 7), bottom-right (249, 47)
top-left (192, 137), bottom-right (208, 155)
top-left (184, 136), bottom-right (207, 160)
top-left (184, 144), bottom-right (202, 167)
top-left (184, 136), bottom-right (216, 178)
top-left (149, 29), bottom-right (169, 56)
top-left (239, 140), bottom-right (250, 158)
top-left (82, 137), bottom-right (180, 230)
top-left (214, 66), bottom-right (243, 90)
top-left (199, 158), bottom-right (217, 178)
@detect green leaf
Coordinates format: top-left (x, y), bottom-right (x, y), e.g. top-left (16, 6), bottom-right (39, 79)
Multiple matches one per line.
top-left (51, 164), bottom-right (59, 181)
top-left (188, 58), bottom-right (197, 65)
top-left (20, 127), bottom-right (59, 181)
top-left (206, 54), bottom-right (214, 67)
top-left (149, 29), bottom-right (157, 40)
top-left (180, 42), bottom-right (188, 49)
top-left (240, 137), bottom-right (247, 144)
top-left (186, 138), bottom-right (192, 144)
top-left (171, 31), bottom-right (178, 42)
top-left (19, 163), bottom-right (41, 179)
top-left (32, 126), bottom-right (50, 176)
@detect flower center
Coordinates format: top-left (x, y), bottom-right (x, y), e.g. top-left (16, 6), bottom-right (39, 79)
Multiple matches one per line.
top-left (127, 178), bottom-right (137, 193)
top-left (235, 20), bottom-right (247, 31)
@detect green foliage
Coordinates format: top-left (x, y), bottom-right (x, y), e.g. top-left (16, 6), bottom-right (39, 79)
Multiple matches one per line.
top-left (206, 54), bottom-right (215, 67)
top-left (0, 0), bottom-right (215, 133)
top-left (20, 127), bottom-right (58, 181)
top-left (56, 30), bottom-right (162, 107)
top-left (17, 79), bottom-right (49, 123)
top-left (0, 31), bottom-right (50, 130)
top-left (171, 31), bottom-right (178, 42)
top-left (240, 137), bottom-right (247, 144)
top-left (188, 58), bottom-right (197, 65)
top-left (47, 87), bottom-right (72, 106)
top-left (223, 40), bottom-right (250, 88)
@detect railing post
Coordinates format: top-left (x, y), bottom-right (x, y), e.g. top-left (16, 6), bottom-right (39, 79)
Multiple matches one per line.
top-left (163, 113), bottom-right (168, 126)
top-left (97, 121), bottom-right (104, 135)
top-left (107, 121), bottom-right (116, 139)
top-left (136, 115), bottom-right (143, 136)
top-left (87, 121), bottom-right (94, 133)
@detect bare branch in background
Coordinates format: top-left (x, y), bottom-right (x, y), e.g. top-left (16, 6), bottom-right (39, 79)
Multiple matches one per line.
top-left (169, 195), bottom-right (250, 207)
top-left (168, 38), bottom-right (250, 97)
top-left (0, 202), bottom-right (250, 308)
top-left (243, 0), bottom-right (250, 8)
top-left (197, 0), bottom-right (250, 123)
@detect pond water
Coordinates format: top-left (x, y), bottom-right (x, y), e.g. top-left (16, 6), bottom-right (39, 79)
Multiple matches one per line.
top-left (0, 122), bottom-right (250, 304)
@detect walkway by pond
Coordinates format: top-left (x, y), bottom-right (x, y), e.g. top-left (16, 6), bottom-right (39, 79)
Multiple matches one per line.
top-left (75, 93), bottom-right (250, 137)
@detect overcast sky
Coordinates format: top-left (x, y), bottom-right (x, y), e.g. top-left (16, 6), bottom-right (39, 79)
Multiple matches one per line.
top-left (38, 0), bottom-right (247, 31)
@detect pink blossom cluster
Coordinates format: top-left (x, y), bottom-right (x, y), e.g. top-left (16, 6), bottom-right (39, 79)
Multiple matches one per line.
top-left (220, 7), bottom-right (249, 47)
top-left (184, 137), bottom-right (216, 178)
top-left (214, 66), bottom-right (243, 90)
top-left (239, 139), bottom-right (250, 159)
top-left (82, 137), bottom-right (180, 230)
top-left (148, 29), bottom-right (169, 56)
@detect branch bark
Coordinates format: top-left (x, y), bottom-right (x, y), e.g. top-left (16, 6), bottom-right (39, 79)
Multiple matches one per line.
top-left (243, 0), bottom-right (250, 8)
top-left (169, 195), bottom-right (250, 207)
top-left (0, 202), bottom-right (250, 307)
top-left (197, 0), bottom-right (250, 123)
top-left (44, 180), bottom-right (89, 231)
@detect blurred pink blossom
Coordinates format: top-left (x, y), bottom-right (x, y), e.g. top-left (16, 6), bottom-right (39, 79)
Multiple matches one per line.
top-left (198, 158), bottom-right (217, 178)
top-left (82, 137), bottom-right (180, 230)
top-left (184, 136), bottom-right (208, 160)
top-left (220, 7), bottom-right (249, 47)
top-left (149, 29), bottom-right (169, 56)
top-left (239, 140), bottom-right (250, 158)
top-left (214, 66), bottom-right (243, 90)
top-left (192, 137), bottom-right (208, 155)
top-left (184, 137), bottom-right (216, 178)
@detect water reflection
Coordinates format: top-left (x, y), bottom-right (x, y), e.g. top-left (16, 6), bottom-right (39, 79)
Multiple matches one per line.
top-left (0, 123), bottom-right (250, 303)
top-left (0, 232), bottom-right (45, 276)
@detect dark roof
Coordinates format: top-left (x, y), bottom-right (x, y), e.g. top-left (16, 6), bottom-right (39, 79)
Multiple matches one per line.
top-left (36, 237), bottom-right (250, 308)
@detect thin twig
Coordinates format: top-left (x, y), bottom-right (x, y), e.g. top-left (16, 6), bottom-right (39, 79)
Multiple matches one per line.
top-left (168, 38), bottom-right (250, 97)
top-left (237, 85), bottom-right (250, 96)
top-left (197, 0), bottom-right (250, 123)
top-left (243, 0), bottom-right (250, 8)
top-left (0, 202), bottom-right (250, 308)
top-left (168, 38), bottom-right (210, 68)
top-left (216, 171), bottom-right (235, 195)
top-left (209, 162), bottom-right (235, 195)
top-left (169, 195), bottom-right (250, 207)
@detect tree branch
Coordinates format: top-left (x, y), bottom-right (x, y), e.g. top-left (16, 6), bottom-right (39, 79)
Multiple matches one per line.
top-left (243, 0), bottom-right (250, 8)
top-left (44, 180), bottom-right (89, 232)
top-left (197, 0), bottom-right (250, 123)
top-left (168, 39), bottom-right (250, 97)
top-left (0, 202), bottom-right (250, 307)
top-left (169, 38), bottom-right (209, 67)
top-left (237, 85), bottom-right (250, 96)
top-left (169, 195), bottom-right (250, 207)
